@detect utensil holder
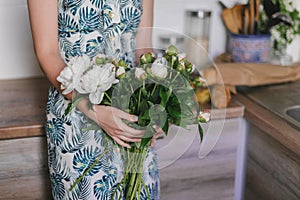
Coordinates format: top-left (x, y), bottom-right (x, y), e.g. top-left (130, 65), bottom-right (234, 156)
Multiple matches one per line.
top-left (229, 34), bottom-right (271, 63)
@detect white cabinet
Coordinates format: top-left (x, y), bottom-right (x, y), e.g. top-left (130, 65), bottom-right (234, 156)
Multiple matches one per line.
top-left (157, 117), bottom-right (247, 200)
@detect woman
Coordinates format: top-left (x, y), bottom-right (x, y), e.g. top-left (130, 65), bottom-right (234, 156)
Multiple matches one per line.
top-left (27, 0), bottom-right (160, 199)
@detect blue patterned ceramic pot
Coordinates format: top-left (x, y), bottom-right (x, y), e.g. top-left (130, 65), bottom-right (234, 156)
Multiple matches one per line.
top-left (229, 34), bottom-right (271, 63)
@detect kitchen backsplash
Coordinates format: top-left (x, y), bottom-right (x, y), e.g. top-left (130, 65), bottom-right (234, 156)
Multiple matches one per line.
top-left (0, 0), bottom-right (299, 80)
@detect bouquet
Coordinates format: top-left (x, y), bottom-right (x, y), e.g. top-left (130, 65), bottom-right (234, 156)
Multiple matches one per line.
top-left (57, 45), bottom-right (210, 199)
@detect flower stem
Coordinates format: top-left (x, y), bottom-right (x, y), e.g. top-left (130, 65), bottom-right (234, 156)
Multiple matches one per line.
top-left (138, 87), bottom-right (142, 113)
top-left (171, 71), bottom-right (180, 84)
top-left (151, 84), bottom-right (158, 96)
top-left (104, 92), bottom-right (112, 104)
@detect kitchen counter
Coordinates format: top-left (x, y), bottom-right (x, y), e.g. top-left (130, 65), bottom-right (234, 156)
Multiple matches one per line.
top-left (0, 77), bottom-right (246, 200)
top-left (0, 77), bottom-right (49, 139)
top-left (236, 80), bottom-right (300, 156)
top-left (235, 80), bottom-right (300, 200)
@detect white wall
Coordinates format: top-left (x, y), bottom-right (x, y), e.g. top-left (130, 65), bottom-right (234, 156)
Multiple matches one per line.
top-left (153, 0), bottom-right (248, 59)
top-left (0, 0), bottom-right (42, 80)
top-left (0, 0), bottom-right (299, 80)
top-left (153, 0), bottom-right (300, 62)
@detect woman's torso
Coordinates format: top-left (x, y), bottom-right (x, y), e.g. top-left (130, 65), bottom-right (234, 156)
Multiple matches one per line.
top-left (49, 0), bottom-right (143, 119)
top-left (57, 0), bottom-right (143, 64)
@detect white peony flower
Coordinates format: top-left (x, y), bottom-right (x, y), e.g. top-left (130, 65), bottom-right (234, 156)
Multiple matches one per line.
top-left (57, 67), bottom-right (73, 94)
top-left (76, 66), bottom-right (100, 94)
top-left (150, 57), bottom-right (168, 79)
top-left (75, 63), bottom-right (118, 104)
top-left (57, 55), bottom-right (91, 95)
top-left (135, 68), bottom-right (147, 80)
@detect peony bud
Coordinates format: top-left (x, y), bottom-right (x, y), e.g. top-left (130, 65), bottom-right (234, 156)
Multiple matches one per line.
top-left (116, 66), bottom-right (126, 79)
top-left (198, 110), bottom-right (211, 123)
top-left (193, 76), bottom-right (206, 87)
top-left (186, 62), bottom-right (195, 73)
top-left (176, 63), bottom-right (185, 72)
top-left (135, 68), bottom-right (147, 80)
top-left (140, 52), bottom-right (156, 64)
top-left (166, 45), bottom-right (178, 56)
top-left (150, 58), bottom-right (168, 79)
top-left (118, 59), bottom-right (128, 68)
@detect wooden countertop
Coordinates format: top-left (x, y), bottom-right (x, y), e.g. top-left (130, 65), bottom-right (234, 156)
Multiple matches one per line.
top-left (0, 77), bottom-right (49, 140)
top-left (235, 91), bottom-right (300, 157)
top-left (0, 77), bottom-right (244, 140)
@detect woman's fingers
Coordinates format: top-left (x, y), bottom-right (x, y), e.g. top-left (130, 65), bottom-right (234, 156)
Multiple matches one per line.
top-left (112, 107), bottom-right (138, 122)
top-left (118, 135), bottom-right (142, 143)
top-left (114, 130), bottom-right (143, 139)
top-left (116, 119), bottom-right (145, 137)
top-left (109, 107), bottom-right (145, 137)
top-left (111, 134), bottom-right (142, 148)
top-left (111, 136), bottom-right (131, 148)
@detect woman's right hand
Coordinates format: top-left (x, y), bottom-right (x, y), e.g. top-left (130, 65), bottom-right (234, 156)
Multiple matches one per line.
top-left (92, 105), bottom-right (145, 148)
top-left (76, 99), bottom-right (144, 148)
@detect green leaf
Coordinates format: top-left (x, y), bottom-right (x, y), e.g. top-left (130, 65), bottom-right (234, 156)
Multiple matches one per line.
top-left (159, 87), bottom-right (172, 107)
top-left (138, 110), bottom-right (150, 127)
top-left (167, 105), bottom-right (181, 119)
top-left (140, 126), bottom-right (155, 148)
top-left (140, 99), bottom-right (149, 111)
top-left (198, 124), bottom-right (204, 141)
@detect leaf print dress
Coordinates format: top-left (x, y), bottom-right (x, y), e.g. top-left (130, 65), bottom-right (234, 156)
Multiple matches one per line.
top-left (46, 0), bottom-right (160, 199)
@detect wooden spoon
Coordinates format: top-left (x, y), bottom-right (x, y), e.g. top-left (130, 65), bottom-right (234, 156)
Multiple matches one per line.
top-left (232, 4), bottom-right (245, 34)
top-left (222, 8), bottom-right (240, 34)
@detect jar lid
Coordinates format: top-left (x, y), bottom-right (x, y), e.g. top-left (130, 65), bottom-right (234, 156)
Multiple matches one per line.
top-left (186, 10), bottom-right (211, 18)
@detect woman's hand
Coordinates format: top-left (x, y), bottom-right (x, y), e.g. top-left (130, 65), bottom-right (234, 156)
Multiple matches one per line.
top-left (93, 105), bottom-right (145, 148)
top-left (77, 99), bottom-right (164, 148)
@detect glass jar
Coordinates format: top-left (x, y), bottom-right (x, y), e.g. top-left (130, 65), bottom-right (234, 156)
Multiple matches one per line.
top-left (159, 34), bottom-right (184, 51)
top-left (184, 10), bottom-right (211, 70)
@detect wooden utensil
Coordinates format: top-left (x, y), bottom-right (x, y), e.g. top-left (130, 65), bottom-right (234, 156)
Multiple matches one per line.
top-left (249, 0), bottom-right (255, 34)
top-left (243, 6), bottom-right (250, 34)
top-left (222, 4), bottom-right (246, 34)
top-left (232, 4), bottom-right (245, 34)
top-left (222, 8), bottom-right (240, 34)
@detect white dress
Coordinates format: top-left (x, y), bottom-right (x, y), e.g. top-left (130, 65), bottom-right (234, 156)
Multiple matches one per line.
top-left (45, 0), bottom-right (160, 199)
